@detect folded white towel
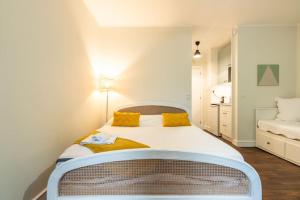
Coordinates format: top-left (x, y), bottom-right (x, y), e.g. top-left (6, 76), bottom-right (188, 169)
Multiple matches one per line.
top-left (80, 133), bottom-right (117, 145)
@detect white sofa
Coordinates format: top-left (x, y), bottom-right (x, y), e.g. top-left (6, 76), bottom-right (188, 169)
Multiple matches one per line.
top-left (255, 108), bottom-right (300, 166)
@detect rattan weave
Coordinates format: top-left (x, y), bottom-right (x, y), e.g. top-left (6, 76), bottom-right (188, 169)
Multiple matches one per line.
top-left (59, 159), bottom-right (249, 196)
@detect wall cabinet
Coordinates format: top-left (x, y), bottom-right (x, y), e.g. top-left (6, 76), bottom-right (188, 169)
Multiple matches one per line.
top-left (217, 43), bottom-right (231, 84)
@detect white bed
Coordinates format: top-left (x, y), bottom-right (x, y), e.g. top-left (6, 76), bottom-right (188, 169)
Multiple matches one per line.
top-left (48, 104), bottom-right (261, 200)
top-left (258, 120), bottom-right (300, 140)
top-left (256, 108), bottom-right (300, 166)
top-left (59, 122), bottom-right (244, 163)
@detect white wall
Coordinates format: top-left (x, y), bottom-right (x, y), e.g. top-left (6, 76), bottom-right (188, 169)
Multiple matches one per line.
top-left (93, 28), bottom-right (192, 116)
top-left (0, 2), bottom-right (192, 199)
top-left (231, 28), bottom-right (239, 142)
top-left (235, 26), bottom-right (297, 144)
top-left (202, 48), bottom-right (219, 133)
top-left (0, 1), bottom-right (103, 199)
top-left (297, 24), bottom-right (300, 97)
top-left (192, 67), bottom-right (202, 127)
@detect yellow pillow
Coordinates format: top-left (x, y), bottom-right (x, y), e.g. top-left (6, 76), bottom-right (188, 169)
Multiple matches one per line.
top-left (162, 113), bottom-right (191, 127)
top-left (112, 112), bottom-right (140, 127)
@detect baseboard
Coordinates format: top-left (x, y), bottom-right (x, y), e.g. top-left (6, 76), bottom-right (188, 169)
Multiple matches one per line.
top-left (32, 188), bottom-right (47, 200)
top-left (233, 139), bottom-right (256, 147)
top-left (203, 125), bottom-right (210, 131)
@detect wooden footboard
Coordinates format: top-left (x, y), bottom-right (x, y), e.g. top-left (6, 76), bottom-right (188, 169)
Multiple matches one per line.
top-left (47, 150), bottom-right (261, 200)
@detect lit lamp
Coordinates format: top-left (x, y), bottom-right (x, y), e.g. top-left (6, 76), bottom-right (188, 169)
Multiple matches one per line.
top-left (100, 78), bottom-right (114, 122)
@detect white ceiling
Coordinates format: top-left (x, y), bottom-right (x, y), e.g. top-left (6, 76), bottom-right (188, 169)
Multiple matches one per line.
top-left (83, 0), bottom-right (300, 51)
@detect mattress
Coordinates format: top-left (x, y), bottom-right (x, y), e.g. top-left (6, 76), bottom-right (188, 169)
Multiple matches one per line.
top-left (58, 124), bottom-right (244, 164)
top-left (258, 120), bottom-right (300, 140)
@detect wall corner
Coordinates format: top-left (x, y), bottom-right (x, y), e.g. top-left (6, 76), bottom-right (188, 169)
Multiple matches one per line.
top-left (296, 24), bottom-right (300, 97)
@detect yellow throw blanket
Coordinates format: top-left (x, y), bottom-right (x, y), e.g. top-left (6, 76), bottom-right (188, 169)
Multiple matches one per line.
top-left (74, 130), bottom-right (150, 153)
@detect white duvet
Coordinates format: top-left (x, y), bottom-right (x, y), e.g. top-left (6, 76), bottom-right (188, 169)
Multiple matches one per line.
top-left (59, 124), bottom-right (243, 162)
top-left (258, 119), bottom-right (300, 140)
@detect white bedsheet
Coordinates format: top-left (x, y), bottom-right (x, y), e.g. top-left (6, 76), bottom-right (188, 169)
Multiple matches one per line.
top-left (59, 125), bottom-right (244, 162)
top-left (258, 120), bottom-right (300, 140)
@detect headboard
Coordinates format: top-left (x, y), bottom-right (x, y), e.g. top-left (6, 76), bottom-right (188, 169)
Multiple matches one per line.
top-left (117, 105), bottom-right (187, 115)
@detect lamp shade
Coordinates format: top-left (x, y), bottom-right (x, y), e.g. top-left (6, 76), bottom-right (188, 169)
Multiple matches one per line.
top-left (100, 78), bottom-right (114, 91)
top-left (194, 50), bottom-right (202, 58)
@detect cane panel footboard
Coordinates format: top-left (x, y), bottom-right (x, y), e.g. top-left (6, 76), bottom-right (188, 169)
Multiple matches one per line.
top-left (48, 150), bottom-right (261, 200)
top-left (58, 159), bottom-right (249, 196)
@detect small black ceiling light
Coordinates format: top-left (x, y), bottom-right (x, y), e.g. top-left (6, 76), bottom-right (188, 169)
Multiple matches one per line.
top-left (194, 41), bottom-right (202, 58)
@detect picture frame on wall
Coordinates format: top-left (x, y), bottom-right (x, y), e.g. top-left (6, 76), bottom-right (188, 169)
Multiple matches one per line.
top-left (257, 64), bottom-right (279, 86)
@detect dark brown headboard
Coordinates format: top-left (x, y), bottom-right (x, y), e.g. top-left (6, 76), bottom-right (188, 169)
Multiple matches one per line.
top-left (117, 105), bottom-right (186, 115)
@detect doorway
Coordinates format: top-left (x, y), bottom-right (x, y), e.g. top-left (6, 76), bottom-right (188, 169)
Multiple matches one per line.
top-left (192, 67), bottom-right (203, 128)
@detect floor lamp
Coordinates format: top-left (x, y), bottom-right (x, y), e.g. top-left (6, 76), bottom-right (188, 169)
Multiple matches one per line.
top-left (100, 78), bottom-right (114, 122)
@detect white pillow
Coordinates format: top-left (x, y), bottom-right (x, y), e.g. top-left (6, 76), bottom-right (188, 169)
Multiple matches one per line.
top-left (105, 115), bottom-right (163, 127)
top-left (139, 115), bottom-right (162, 127)
top-left (275, 97), bottom-right (300, 121)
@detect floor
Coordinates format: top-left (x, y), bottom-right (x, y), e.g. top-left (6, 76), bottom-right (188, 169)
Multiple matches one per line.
top-left (39, 137), bottom-right (300, 200)
top-left (220, 137), bottom-right (300, 200)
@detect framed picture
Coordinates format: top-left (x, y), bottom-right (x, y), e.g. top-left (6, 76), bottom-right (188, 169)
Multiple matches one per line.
top-left (257, 64), bottom-right (279, 86)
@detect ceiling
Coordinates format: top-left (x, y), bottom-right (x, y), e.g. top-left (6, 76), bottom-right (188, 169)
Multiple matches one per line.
top-left (83, 0), bottom-right (300, 51)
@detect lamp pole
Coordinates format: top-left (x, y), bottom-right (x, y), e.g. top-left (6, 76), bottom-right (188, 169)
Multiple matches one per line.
top-left (100, 78), bottom-right (114, 122)
top-left (106, 89), bottom-right (109, 122)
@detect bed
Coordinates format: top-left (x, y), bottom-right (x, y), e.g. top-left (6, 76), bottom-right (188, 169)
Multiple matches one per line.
top-left (258, 119), bottom-right (300, 140)
top-left (256, 108), bottom-right (300, 166)
top-left (48, 103), bottom-right (261, 200)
